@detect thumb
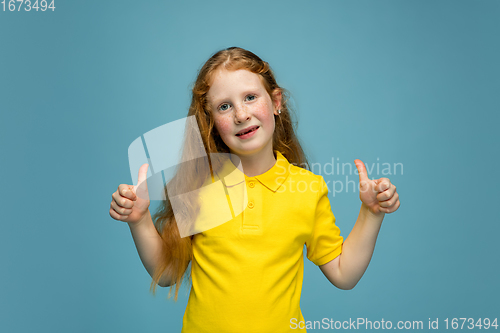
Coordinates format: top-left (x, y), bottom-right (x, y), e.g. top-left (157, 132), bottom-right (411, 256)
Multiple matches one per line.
top-left (354, 159), bottom-right (369, 182)
top-left (134, 163), bottom-right (149, 198)
top-left (137, 163), bottom-right (149, 185)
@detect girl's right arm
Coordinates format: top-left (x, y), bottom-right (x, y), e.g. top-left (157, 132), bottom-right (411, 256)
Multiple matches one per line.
top-left (109, 164), bottom-right (174, 287)
top-left (127, 210), bottom-right (174, 287)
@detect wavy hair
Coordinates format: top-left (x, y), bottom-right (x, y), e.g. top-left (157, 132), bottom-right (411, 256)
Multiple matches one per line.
top-left (149, 46), bottom-right (310, 301)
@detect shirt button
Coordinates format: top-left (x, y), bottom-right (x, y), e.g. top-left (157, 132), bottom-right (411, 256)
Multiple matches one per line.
top-left (247, 201), bottom-right (254, 209)
top-left (249, 181), bottom-right (255, 188)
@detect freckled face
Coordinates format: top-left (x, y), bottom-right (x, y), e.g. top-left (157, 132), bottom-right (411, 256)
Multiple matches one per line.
top-left (207, 69), bottom-right (280, 157)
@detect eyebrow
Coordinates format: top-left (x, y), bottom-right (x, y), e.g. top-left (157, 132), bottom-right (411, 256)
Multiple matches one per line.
top-left (209, 88), bottom-right (260, 107)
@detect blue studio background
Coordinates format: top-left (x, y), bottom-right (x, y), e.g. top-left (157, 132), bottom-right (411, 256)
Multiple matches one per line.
top-left (1, 1), bottom-right (499, 332)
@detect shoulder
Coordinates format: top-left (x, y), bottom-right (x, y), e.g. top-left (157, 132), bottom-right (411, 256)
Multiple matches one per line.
top-left (283, 164), bottom-right (328, 198)
top-left (288, 163), bottom-right (325, 183)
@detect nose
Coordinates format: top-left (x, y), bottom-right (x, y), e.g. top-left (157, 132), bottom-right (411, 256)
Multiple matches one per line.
top-left (234, 105), bottom-right (250, 124)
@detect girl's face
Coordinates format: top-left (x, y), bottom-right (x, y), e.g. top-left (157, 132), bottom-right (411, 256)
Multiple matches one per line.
top-left (207, 69), bottom-right (281, 158)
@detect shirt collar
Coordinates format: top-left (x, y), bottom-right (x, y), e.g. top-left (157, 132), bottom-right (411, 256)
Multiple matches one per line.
top-left (215, 151), bottom-right (290, 192)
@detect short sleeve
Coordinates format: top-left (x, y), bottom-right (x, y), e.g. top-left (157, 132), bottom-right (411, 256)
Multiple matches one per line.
top-left (306, 175), bottom-right (344, 266)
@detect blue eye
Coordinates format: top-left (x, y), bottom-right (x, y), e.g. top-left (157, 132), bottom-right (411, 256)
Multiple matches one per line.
top-left (219, 103), bottom-right (230, 111)
top-left (246, 95), bottom-right (256, 101)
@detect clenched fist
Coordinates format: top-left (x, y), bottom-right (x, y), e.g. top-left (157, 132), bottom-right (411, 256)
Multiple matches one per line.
top-left (109, 163), bottom-right (150, 224)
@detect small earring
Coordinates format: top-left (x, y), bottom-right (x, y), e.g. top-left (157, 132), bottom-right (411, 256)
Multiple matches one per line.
top-left (278, 109), bottom-right (281, 114)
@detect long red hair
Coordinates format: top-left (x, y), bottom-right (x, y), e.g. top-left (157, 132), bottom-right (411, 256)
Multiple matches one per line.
top-left (149, 46), bottom-right (310, 300)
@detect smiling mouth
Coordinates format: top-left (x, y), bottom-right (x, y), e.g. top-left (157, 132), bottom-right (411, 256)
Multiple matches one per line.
top-left (236, 126), bottom-right (259, 136)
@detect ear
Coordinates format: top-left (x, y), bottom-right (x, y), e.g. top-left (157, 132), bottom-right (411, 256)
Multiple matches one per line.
top-left (272, 89), bottom-right (282, 116)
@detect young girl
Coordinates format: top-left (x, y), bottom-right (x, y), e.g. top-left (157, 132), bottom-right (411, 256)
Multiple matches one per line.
top-left (109, 47), bottom-right (400, 332)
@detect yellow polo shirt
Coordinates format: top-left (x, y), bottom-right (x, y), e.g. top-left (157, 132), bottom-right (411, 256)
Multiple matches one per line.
top-left (181, 151), bottom-right (344, 333)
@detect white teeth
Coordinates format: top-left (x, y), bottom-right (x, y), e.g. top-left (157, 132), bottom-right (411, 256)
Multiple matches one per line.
top-left (237, 127), bottom-right (257, 136)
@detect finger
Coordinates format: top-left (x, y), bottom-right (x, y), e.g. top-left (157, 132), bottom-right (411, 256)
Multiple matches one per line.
top-left (354, 159), bottom-right (369, 182)
top-left (376, 184), bottom-right (396, 201)
top-left (112, 191), bottom-right (135, 208)
top-left (374, 178), bottom-right (391, 193)
top-left (109, 208), bottom-right (126, 221)
top-left (379, 192), bottom-right (399, 208)
top-left (380, 199), bottom-right (400, 213)
top-left (378, 207), bottom-right (390, 213)
top-left (119, 184), bottom-right (137, 201)
top-left (111, 200), bottom-right (133, 216)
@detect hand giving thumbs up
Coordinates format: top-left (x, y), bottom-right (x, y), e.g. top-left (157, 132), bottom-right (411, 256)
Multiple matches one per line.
top-left (109, 163), bottom-right (151, 224)
top-left (354, 159), bottom-right (400, 216)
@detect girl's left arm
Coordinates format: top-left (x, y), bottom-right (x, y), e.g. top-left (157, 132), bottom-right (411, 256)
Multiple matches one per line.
top-left (319, 159), bottom-right (400, 290)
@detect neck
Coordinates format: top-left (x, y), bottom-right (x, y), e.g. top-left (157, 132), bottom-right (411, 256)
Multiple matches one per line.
top-left (230, 147), bottom-right (277, 177)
